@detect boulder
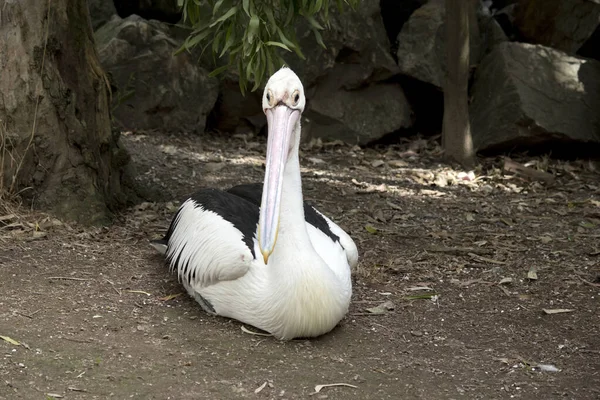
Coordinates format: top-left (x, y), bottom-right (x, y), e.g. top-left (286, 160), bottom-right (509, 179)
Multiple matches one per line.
top-left (114, 0), bottom-right (181, 24)
top-left (95, 15), bottom-right (218, 133)
top-left (289, 0), bottom-right (400, 89)
top-left (395, 0), bottom-right (491, 88)
top-left (470, 42), bottom-right (600, 152)
top-left (513, 0), bottom-right (600, 54)
top-left (88, 0), bottom-right (117, 30)
top-left (303, 64), bottom-right (412, 145)
top-left (292, 0), bottom-right (410, 143)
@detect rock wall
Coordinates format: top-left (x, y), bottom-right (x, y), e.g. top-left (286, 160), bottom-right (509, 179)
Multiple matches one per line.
top-left (90, 0), bottom-right (600, 153)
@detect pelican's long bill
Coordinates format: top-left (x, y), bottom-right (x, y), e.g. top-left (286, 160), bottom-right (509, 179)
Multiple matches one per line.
top-left (258, 105), bottom-right (301, 263)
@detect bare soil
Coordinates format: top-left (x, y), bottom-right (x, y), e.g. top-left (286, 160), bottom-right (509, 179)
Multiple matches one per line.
top-left (1, 131), bottom-right (599, 400)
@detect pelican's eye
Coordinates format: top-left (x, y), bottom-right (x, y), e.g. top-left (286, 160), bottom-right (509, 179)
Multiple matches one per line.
top-left (292, 91), bottom-right (300, 104)
top-left (266, 92), bottom-right (271, 103)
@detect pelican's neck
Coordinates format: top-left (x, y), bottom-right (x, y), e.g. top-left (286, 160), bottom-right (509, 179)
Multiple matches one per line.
top-left (268, 125), bottom-right (316, 263)
top-left (275, 147), bottom-right (310, 246)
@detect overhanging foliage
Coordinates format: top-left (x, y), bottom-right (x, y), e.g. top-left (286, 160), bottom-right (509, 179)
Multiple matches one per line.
top-left (176, 0), bottom-right (359, 94)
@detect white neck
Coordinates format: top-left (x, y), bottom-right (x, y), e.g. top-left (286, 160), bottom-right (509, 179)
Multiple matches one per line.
top-left (268, 124), bottom-right (315, 264)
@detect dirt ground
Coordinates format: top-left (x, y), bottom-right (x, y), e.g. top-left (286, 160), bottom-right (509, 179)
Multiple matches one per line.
top-left (1, 131), bottom-right (599, 400)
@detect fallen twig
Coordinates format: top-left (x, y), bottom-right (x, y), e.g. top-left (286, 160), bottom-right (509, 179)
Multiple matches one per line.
top-left (47, 277), bottom-right (91, 281)
top-left (504, 157), bottom-right (555, 184)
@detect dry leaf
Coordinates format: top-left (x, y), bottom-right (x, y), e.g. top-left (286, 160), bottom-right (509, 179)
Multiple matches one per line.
top-left (543, 309), bottom-right (575, 314)
top-left (537, 364), bottom-right (560, 372)
top-left (371, 160), bottom-right (385, 168)
top-left (254, 381), bottom-right (268, 394)
top-left (365, 301), bottom-right (395, 315)
top-left (388, 160), bottom-right (408, 168)
top-left (465, 213), bottom-right (474, 222)
top-left (498, 277), bottom-right (513, 285)
top-left (313, 383), bottom-right (358, 394)
top-left (241, 326), bottom-right (271, 337)
top-left (407, 286), bottom-right (433, 291)
top-left (307, 157), bottom-right (325, 164)
top-left (527, 267), bottom-right (538, 280)
top-left (158, 293), bottom-right (183, 301)
top-left (204, 162), bottom-right (225, 172)
top-left (0, 335), bottom-right (20, 346)
top-left (126, 290), bottom-right (152, 296)
top-left (364, 225), bottom-right (378, 234)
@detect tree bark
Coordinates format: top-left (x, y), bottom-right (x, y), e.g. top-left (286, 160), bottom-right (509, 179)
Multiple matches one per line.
top-left (442, 0), bottom-right (474, 167)
top-left (0, 0), bottom-right (128, 224)
top-left (514, 0), bottom-right (600, 54)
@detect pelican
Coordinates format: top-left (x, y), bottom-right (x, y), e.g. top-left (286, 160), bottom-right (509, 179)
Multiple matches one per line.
top-left (151, 67), bottom-right (358, 340)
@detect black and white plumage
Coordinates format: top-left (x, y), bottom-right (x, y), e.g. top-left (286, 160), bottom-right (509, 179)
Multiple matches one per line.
top-left (151, 67), bottom-right (358, 340)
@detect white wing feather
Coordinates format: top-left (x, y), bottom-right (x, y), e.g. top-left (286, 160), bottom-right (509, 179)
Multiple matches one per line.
top-left (312, 208), bottom-right (359, 269)
top-left (165, 199), bottom-right (253, 288)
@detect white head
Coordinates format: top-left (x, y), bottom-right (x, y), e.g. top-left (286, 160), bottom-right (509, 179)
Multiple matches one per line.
top-left (262, 67), bottom-right (306, 113)
top-left (258, 67), bottom-right (306, 263)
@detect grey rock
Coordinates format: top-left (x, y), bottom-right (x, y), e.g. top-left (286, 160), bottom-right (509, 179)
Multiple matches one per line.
top-left (88, 0), bottom-right (117, 30)
top-left (95, 15), bottom-right (218, 133)
top-left (292, 0), bottom-right (410, 143)
top-left (470, 42), bottom-right (600, 152)
top-left (513, 0), bottom-right (600, 54)
top-left (289, 0), bottom-right (400, 88)
top-left (303, 65), bottom-right (412, 145)
top-left (395, 0), bottom-right (486, 88)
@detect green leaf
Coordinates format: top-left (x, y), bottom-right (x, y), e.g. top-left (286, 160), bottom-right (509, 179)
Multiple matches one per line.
top-left (305, 15), bottom-right (324, 30)
top-left (265, 7), bottom-right (277, 31)
top-left (314, 0), bottom-right (323, 13)
top-left (208, 64), bottom-right (231, 77)
top-left (220, 23), bottom-right (236, 57)
top-left (177, 28), bottom-right (211, 54)
top-left (212, 0), bottom-right (225, 16)
top-left (247, 14), bottom-right (260, 44)
top-left (212, 31), bottom-right (224, 54)
top-left (265, 45), bottom-right (275, 76)
top-left (285, 3), bottom-right (295, 26)
top-left (312, 27), bottom-right (325, 48)
top-left (265, 41), bottom-right (292, 52)
top-left (242, 0), bottom-right (250, 16)
top-left (276, 27), bottom-right (296, 50)
top-left (209, 5), bottom-right (238, 28)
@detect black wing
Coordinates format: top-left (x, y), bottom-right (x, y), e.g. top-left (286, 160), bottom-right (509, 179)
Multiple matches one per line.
top-left (162, 188), bottom-right (260, 258)
top-left (227, 183), bottom-right (340, 244)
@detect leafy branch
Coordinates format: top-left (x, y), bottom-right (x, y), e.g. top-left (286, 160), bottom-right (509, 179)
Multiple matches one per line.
top-left (176, 0), bottom-right (359, 94)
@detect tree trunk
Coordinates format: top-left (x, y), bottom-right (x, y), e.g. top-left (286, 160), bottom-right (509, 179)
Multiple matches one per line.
top-left (514, 0), bottom-right (600, 54)
top-left (0, 0), bottom-right (128, 224)
top-left (442, 0), bottom-right (474, 167)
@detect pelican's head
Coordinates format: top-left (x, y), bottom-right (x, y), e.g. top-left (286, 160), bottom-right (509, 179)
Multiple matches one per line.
top-left (258, 67), bottom-right (305, 264)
